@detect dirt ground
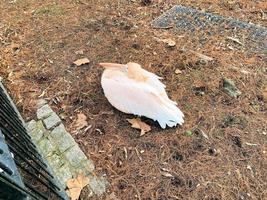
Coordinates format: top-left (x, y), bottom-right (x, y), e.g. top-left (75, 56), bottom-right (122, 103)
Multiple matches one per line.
top-left (0, 0), bottom-right (266, 200)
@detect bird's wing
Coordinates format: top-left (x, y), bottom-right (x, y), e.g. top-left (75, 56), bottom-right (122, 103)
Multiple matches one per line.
top-left (101, 74), bottom-right (184, 128)
top-left (141, 68), bottom-right (178, 105)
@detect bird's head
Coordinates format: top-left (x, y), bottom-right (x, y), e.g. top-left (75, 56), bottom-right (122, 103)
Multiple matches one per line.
top-left (99, 62), bottom-right (127, 73)
top-left (99, 62), bottom-right (141, 74)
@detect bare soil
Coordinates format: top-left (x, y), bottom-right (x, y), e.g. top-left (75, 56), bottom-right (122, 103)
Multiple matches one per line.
top-left (0, 0), bottom-right (266, 200)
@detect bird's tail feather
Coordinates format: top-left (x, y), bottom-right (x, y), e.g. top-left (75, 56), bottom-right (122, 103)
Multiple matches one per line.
top-left (157, 98), bottom-right (184, 128)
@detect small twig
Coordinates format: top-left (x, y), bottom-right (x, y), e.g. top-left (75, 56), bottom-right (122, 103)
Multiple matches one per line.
top-left (135, 148), bottom-right (142, 162)
top-left (189, 50), bottom-right (214, 61)
top-left (130, 184), bottom-right (141, 200)
top-left (124, 147), bottom-right (128, 160)
top-left (226, 36), bottom-right (244, 46)
top-left (152, 25), bottom-right (174, 29)
top-left (245, 142), bottom-right (258, 146)
top-left (199, 129), bottom-right (209, 140)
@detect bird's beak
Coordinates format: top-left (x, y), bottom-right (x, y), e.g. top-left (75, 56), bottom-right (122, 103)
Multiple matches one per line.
top-left (99, 63), bottom-right (125, 68)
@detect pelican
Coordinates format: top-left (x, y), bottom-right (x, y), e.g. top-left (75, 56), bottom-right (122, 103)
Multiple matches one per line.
top-left (99, 62), bottom-right (184, 129)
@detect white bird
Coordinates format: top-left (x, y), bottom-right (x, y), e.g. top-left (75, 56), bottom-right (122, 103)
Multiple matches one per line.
top-left (99, 62), bottom-right (184, 128)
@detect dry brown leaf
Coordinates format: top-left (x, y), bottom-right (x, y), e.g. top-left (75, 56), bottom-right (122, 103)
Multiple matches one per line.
top-left (75, 50), bottom-right (84, 55)
top-left (73, 58), bottom-right (90, 66)
top-left (174, 69), bottom-right (182, 74)
top-left (66, 172), bottom-right (90, 200)
top-left (162, 38), bottom-right (176, 47)
top-left (127, 118), bottom-right (151, 136)
top-left (75, 113), bottom-right (88, 130)
top-left (160, 171), bottom-right (174, 178)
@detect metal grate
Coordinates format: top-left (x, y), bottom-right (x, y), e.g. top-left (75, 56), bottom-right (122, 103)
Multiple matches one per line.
top-left (151, 5), bottom-right (267, 54)
top-left (0, 80), bottom-right (69, 200)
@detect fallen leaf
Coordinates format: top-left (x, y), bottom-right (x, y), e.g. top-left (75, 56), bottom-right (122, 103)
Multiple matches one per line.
top-left (75, 50), bottom-right (84, 55)
top-left (162, 38), bottom-right (176, 47)
top-left (75, 113), bottom-right (88, 130)
top-left (174, 69), bottom-right (182, 74)
top-left (66, 172), bottom-right (90, 200)
top-left (160, 171), bottom-right (174, 178)
top-left (127, 118), bottom-right (151, 136)
top-left (73, 58), bottom-right (90, 66)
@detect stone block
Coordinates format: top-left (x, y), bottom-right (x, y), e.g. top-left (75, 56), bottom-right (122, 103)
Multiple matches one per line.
top-left (51, 124), bottom-right (76, 152)
top-left (37, 99), bottom-right (47, 108)
top-left (57, 133), bottom-right (76, 153)
top-left (51, 124), bottom-right (67, 140)
top-left (27, 121), bottom-right (46, 143)
top-left (37, 104), bottom-right (53, 120)
top-left (64, 145), bottom-right (88, 167)
top-left (26, 119), bottom-right (37, 132)
top-left (75, 159), bottom-right (95, 174)
top-left (43, 112), bottom-right (61, 130)
top-left (87, 175), bottom-right (107, 196)
top-left (38, 137), bottom-right (57, 157)
top-left (54, 164), bottom-right (73, 186)
top-left (46, 153), bottom-right (65, 169)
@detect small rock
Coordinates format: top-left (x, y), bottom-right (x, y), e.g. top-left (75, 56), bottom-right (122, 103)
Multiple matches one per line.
top-left (37, 104), bottom-right (53, 120)
top-left (208, 147), bottom-right (217, 155)
top-left (246, 165), bottom-right (252, 171)
top-left (43, 112), bottom-right (61, 130)
top-left (221, 78), bottom-right (241, 97)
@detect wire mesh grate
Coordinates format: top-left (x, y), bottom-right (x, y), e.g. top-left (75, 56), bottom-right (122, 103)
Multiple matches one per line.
top-left (0, 81), bottom-right (69, 200)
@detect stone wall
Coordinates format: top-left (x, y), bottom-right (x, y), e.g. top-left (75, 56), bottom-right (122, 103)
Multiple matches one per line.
top-left (26, 100), bottom-right (107, 197)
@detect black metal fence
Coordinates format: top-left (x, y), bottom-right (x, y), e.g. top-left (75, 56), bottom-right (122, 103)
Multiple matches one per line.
top-left (0, 80), bottom-right (69, 200)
